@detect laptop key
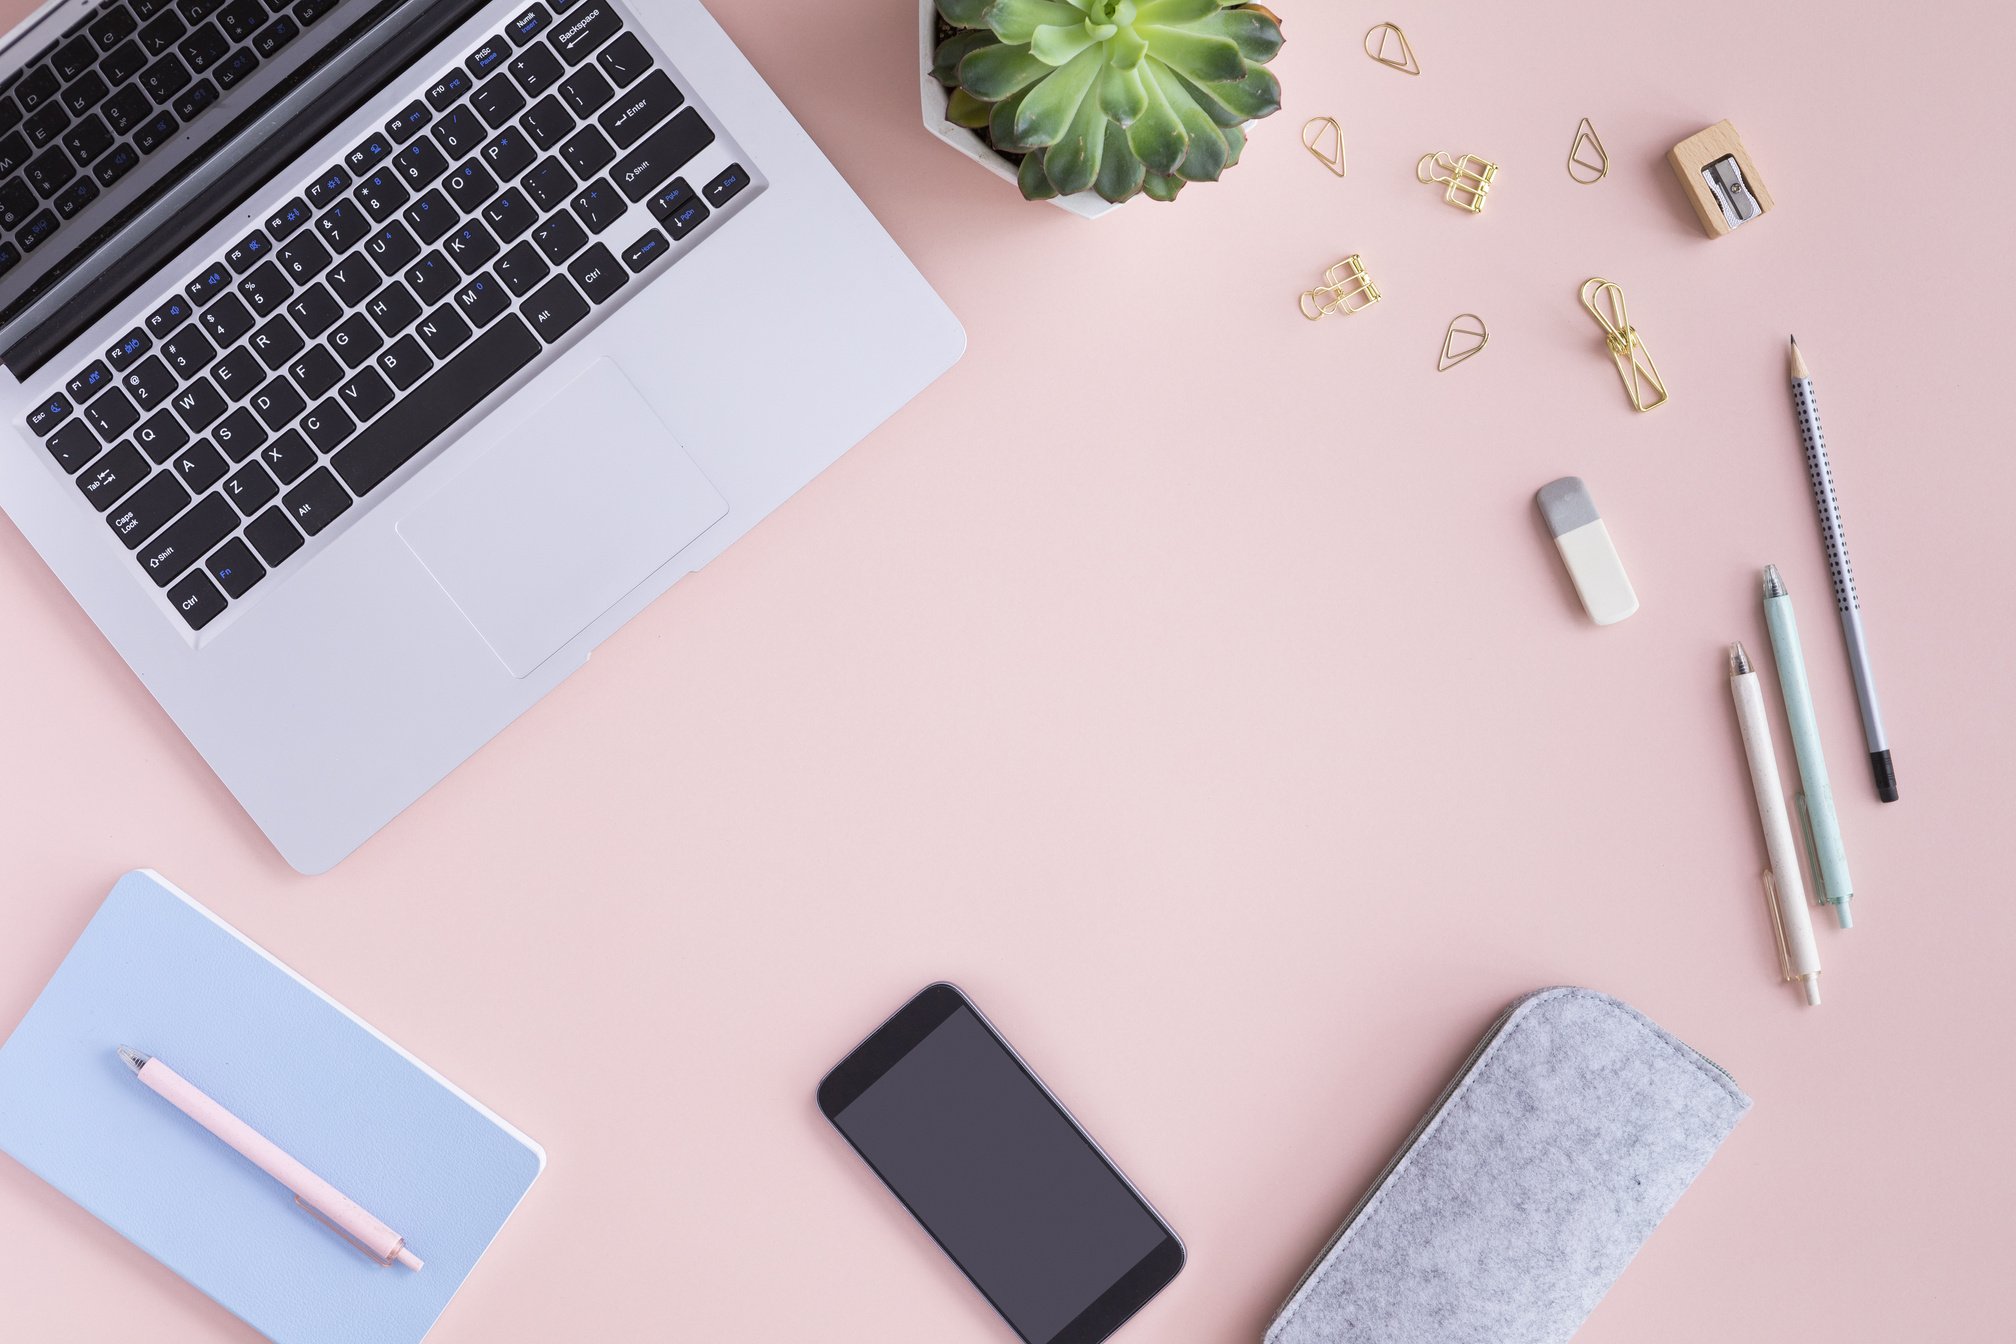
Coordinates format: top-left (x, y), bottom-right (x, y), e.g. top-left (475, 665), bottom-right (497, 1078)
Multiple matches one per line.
top-left (443, 158), bottom-right (496, 210)
top-left (171, 438), bottom-right (226, 490)
top-left (300, 398), bottom-right (355, 451)
top-left (124, 354), bottom-right (178, 406)
top-left (45, 419), bottom-right (100, 471)
top-left (135, 407), bottom-right (189, 461)
top-left (25, 393), bottom-right (73, 436)
top-left (482, 188), bottom-right (536, 242)
top-left (466, 37), bottom-right (510, 83)
top-left (170, 375), bottom-right (227, 432)
top-left (510, 45), bottom-right (564, 99)
top-left (366, 220), bottom-right (420, 274)
top-left (217, 0), bottom-right (265, 43)
top-left (493, 240), bottom-right (547, 295)
top-left (559, 125), bottom-right (613, 178)
top-left (547, 1), bottom-right (619, 64)
top-left (142, 53), bottom-right (193, 102)
top-left (353, 168), bottom-right (407, 221)
top-left (376, 335), bottom-right (431, 390)
top-left (178, 22), bottom-right (229, 72)
top-left (558, 64), bottom-right (612, 117)
top-left (27, 144), bottom-right (77, 198)
top-left (53, 176), bottom-right (99, 219)
top-left (283, 467), bottom-right (352, 535)
top-left (134, 111), bottom-right (179, 154)
top-left (199, 292), bottom-right (255, 345)
top-left (267, 196), bottom-right (312, 239)
top-left (521, 95), bottom-right (572, 150)
top-left (148, 295), bottom-right (192, 336)
top-left (93, 142), bottom-right (141, 187)
top-left (290, 344), bottom-right (342, 396)
top-left (303, 165), bottom-right (347, 207)
top-left (292, 0), bottom-right (338, 26)
top-left (92, 6), bottom-right (142, 49)
top-left (597, 70), bottom-right (680, 149)
top-left (68, 360), bottom-right (116, 402)
top-left (522, 273), bottom-right (587, 342)
top-left (101, 84), bottom-right (151, 135)
top-left (454, 272), bottom-right (506, 325)
top-left (77, 441), bottom-right (150, 509)
top-left (166, 568), bottom-right (227, 628)
top-left (249, 314), bottom-right (304, 368)
top-left (325, 252), bottom-right (377, 305)
top-left (211, 346), bottom-right (263, 399)
top-left (569, 175), bottom-right (622, 232)
top-left (663, 195), bottom-right (707, 240)
top-left (205, 536), bottom-right (265, 596)
top-left (224, 458), bottom-right (277, 512)
top-left (386, 100), bottom-right (430, 143)
top-left (108, 472), bottom-right (190, 547)
top-left (184, 261), bottom-right (230, 306)
top-left (364, 279), bottom-right (421, 335)
top-left (213, 405), bottom-right (266, 461)
top-left (213, 46), bottom-right (259, 91)
top-left (596, 32), bottom-right (649, 86)
top-left (611, 108), bottom-right (712, 202)
top-left (392, 138), bottom-right (448, 188)
top-left (416, 304), bottom-right (470, 358)
top-left (619, 227), bottom-right (666, 273)
top-left (85, 387), bottom-right (142, 438)
top-left (251, 15), bottom-right (298, 57)
top-left (567, 242), bottom-right (622, 302)
top-left (471, 75), bottom-right (525, 128)
top-left (171, 78), bottom-right (218, 122)
top-left (16, 210), bottom-right (60, 251)
top-left (480, 124), bottom-right (534, 178)
top-left (245, 505), bottom-right (303, 565)
top-left (138, 13), bottom-right (186, 57)
top-left (251, 376), bottom-right (307, 428)
top-left (507, 4), bottom-right (551, 46)
top-left (521, 155), bottom-right (574, 210)
top-left (530, 209), bottom-right (585, 263)
top-left (329, 312), bottom-right (382, 367)
top-left (402, 188), bottom-right (454, 243)
top-left (444, 219), bottom-right (499, 272)
top-left (332, 315), bottom-right (538, 495)
top-left (338, 366), bottom-right (393, 419)
top-left (403, 250), bottom-right (457, 305)
top-left (258, 427), bottom-right (315, 483)
top-left (427, 70), bottom-right (472, 112)
top-left (286, 281), bottom-right (341, 336)
top-left (240, 261), bottom-right (293, 313)
top-left (225, 229), bottom-right (272, 273)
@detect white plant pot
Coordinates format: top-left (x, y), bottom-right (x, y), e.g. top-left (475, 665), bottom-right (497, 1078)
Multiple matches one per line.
top-left (918, 0), bottom-right (1122, 219)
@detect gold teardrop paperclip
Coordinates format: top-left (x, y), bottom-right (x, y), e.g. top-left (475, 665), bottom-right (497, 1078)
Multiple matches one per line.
top-left (1566, 117), bottom-right (1608, 184)
top-left (1302, 117), bottom-right (1346, 176)
top-left (1580, 277), bottom-right (1669, 411)
top-left (1363, 22), bottom-right (1419, 75)
top-left (1300, 254), bottom-right (1381, 321)
top-left (1437, 313), bottom-right (1489, 371)
top-left (1417, 151), bottom-right (1498, 213)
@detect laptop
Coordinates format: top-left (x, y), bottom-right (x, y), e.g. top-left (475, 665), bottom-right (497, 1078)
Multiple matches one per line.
top-left (0, 0), bottom-right (964, 872)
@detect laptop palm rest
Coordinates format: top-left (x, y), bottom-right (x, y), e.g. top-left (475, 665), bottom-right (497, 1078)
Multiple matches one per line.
top-left (397, 359), bottom-right (728, 677)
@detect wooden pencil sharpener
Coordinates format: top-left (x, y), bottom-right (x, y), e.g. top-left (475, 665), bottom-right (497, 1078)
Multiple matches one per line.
top-left (1669, 120), bottom-right (1774, 238)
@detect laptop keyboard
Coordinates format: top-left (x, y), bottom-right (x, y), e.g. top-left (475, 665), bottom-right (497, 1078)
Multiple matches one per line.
top-left (21, 0), bottom-right (754, 633)
top-left (0, 0), bottom-right (349, 278)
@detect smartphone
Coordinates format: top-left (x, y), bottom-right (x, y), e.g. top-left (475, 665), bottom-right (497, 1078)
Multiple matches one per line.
top-left (818, 982), bottom-right (1184, 1344)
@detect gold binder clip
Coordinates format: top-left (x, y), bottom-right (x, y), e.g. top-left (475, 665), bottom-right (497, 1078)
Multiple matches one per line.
top-left (1363, 22), bottom-right (1419, 75)
top-left (1301, 117), bottom-right (1346, 176)
top-left (1579, 277), bottom-right (1669, 412)
top-left (1566, 117), bottom-right (1608, 184)
top-left (1437, 313), bottom-right (1488, 371)
top-left (1299, 255), bottom-right (1381, 321)
top-left (1417, 151), bottom-right (1498, 213)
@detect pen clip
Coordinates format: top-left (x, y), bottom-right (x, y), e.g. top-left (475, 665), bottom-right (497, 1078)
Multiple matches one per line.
top-left (1762, 870), bottom-right (1794, 982)
top-left (1794, 793), bottom-right (1829, 905)
top-left (293, 1194), bottom-right (397, 1267)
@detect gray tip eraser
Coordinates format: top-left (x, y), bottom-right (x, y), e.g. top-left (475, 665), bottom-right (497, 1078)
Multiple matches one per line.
top-left (1535, 477), bottom-right (1638, 624)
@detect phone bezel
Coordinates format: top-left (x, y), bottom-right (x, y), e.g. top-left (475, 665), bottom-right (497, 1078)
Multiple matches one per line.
top-left (817, 982), bottom-right (1185, 1344)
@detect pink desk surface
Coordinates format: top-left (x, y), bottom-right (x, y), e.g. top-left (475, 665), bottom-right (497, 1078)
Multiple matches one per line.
top-left (3, 1), bottom-right (2012, 1340)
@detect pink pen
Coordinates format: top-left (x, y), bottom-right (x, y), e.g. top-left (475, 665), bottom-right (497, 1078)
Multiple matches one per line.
top-left (118, 1046), bottom-right (422, 1271)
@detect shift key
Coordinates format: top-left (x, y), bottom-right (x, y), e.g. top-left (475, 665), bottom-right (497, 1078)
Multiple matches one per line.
top-left (612, 108), bottom-right (713, 201)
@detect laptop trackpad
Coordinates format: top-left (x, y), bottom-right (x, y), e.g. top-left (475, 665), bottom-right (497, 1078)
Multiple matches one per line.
top-left (398, 359), bottom-right (727, 677)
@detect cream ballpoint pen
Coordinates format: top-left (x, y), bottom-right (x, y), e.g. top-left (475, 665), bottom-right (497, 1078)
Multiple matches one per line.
top-left (118, 1047), bottom-right (423, 1270)
top-left (1727, 644), bottom-right (1822, 1006)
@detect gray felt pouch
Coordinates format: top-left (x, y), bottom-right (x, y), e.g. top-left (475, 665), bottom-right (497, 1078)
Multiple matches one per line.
top-left (1264, 987), bottom-right (1750, 1344)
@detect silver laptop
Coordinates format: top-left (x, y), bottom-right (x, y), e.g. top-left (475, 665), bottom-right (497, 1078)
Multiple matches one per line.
top-left (0, 0), bottom-right (963, 871)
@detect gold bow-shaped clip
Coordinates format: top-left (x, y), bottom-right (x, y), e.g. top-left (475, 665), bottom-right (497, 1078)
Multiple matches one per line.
top-left (1580, 278), bottom-right (1669, 411)
top-left (1300, 255), bottom-right (1382, 321)
top-left (1417, 151), bottom-right (1498, 214)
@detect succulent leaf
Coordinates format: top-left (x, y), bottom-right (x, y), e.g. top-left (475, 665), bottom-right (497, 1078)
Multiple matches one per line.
top-left (1150, 63), bottom-right (1226, 180)
top-left (989, 87), bottom-right (1036, 151)
top-left (1126, 63), bottom-right (1188, 174)
top-left (1220, 121), bottom-right (1245, 167)
top-left (958, 42), bottom-right (1053, 100)
top-left (939, 0), bottom-right (995, 28)
top-left (1140, 171), bottom-right (1184, 201)
top-left (984, 0), bottom-right (1084, 43)
top-left (1132, 0), bottom-right (1216, 22)
top-left (1044, 90), bottom-right (1108, 195)
top-left (1192, 6), bottom-right (1282, 60)
top-left (1013, 45), bottom-right (1103, 147)
top-left (933, 29), bottom-right (996, 85)
top-left (1106, 25), bottom-right (1148, 69)
top-left (1099, 62), bottom-right (1147, 125)
top-left (946, 88), bottom-right (993, 127)
top-left (1095, 121), bottom-right (1147, 201)
top-left (1136, 27), bottom-right (1244, 83)
top-left (1177, 64), bottom-right (1279, 125)
top-left (1017, 151), bottom-right (1061, 199)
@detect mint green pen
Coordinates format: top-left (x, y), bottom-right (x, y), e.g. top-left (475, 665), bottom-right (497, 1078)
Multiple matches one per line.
top-left (1762, 565), bottom-right (1855, 927)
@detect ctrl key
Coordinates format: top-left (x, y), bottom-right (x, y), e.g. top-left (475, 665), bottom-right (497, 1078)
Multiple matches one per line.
top-left (166, 569), bottom-right (228, 630)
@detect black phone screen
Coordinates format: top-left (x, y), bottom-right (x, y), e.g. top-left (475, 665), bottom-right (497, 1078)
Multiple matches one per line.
top-left (822, 987), bottom-right (1180, 1344)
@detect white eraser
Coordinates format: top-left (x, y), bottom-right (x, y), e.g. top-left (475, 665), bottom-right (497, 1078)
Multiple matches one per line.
top-left (1536, 477), bottom-right (1639, 625)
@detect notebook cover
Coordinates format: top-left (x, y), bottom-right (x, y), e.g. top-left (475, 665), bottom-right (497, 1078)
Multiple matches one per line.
top-left (1264, 987), bottom-right (1750, 1344)
top-left (0, 870), bottom-right (545, 1344)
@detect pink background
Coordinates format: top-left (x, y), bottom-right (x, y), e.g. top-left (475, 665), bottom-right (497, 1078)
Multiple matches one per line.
top-left (3, 0), bottom-right (2012, 1340)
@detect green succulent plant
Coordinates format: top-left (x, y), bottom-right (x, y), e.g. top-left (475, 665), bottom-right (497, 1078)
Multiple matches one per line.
top-left (932, 0), bottom-right (1284, 204)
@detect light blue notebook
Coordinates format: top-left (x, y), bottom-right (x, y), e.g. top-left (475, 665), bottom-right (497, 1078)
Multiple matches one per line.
top-left (0, 871), bottom-right (545, 1343)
